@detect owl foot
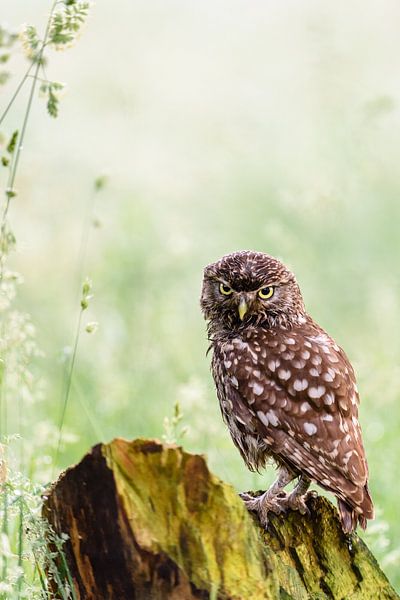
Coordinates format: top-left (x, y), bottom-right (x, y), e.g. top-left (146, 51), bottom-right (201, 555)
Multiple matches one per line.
top-left (239, 466), bottom-right (299, 528)
top-left (284, 489), bottom-right (318, 515)
top-left (240, 488), bottom-right (317, 527)
top-left (239, 491), bottom-right (288, 528)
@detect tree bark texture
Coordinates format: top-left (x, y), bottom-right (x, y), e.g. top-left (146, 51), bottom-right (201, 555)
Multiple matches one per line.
top-left (43, 438), bottom-right (398, 600)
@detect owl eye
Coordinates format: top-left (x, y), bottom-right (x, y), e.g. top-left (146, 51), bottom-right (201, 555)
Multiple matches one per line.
top-left (258, 286), bottom-right (274, 299)
top-left (219, 283), bottom-right (233, 296)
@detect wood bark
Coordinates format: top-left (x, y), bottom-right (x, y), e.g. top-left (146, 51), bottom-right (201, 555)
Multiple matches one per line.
top-left (43, 438), bottom-right (398, 600)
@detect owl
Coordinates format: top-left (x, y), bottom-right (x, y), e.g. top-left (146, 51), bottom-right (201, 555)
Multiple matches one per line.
top-left (200, 251), bottom-right (374, 533)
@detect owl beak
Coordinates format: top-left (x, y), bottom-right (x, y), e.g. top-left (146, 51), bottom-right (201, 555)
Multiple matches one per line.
top-left (238, 297), bottom-right (249, 321)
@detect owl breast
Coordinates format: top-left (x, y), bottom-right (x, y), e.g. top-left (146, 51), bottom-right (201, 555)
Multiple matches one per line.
top-left (211, 347), bottom-right (270, 472)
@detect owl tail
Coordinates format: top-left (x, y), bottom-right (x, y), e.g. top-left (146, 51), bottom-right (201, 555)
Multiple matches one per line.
top-left (338, 484), bottom-right (374, 533)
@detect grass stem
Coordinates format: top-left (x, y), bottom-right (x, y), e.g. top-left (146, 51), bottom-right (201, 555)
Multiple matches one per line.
top-left (54, 307), bottom-right (84, 470)
top-left (0, 62), bottom-right (34, 128)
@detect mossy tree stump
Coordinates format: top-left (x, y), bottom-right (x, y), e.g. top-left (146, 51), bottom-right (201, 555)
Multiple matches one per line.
top-left (43, 438), bottom-right (398, 599)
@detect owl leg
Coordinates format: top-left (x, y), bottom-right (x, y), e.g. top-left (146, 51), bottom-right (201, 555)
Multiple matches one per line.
top-left (284, 475), bottom-right (317, 515)
top-left (240, 465), bottom-right (295, 528)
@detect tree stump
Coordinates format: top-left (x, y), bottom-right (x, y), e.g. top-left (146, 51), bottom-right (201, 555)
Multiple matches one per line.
top-left (43, 438), bottom-right (398, 600)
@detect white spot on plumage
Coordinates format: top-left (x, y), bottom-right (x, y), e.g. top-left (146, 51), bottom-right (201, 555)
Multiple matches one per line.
top-left (233, 338), bottom-right (247, 351)
top-left (327, 354), bottom-right (339, 363)
top-left (293, 359), bottom-right (306, 369)
top-left (304, 422), bottom-right (317, 436)
top-left (248, 348), bottom-right (258, 361)
top-left (343, 450), bottom-right (353, 465)
top-left (300, 401), bottom-right (312, 413)
top-left (278, 368), bottom-right (291, 381)
top-left (268, 359), bottom-right (280, 372)
top-left (309, 368), bottom-right (319, 377)
top-left (323, 372), bottom-right (334, 382)
top-left (312, 333), bottom-right (329, 344)
top-left (257, 411), bottom-right (269, 427)
top-left (324, 392), bottom-right (335, 405)
top-left (230, 376), bottom-right (239, 388)
top-left (308, 385), bottom-right (326, 399)
top-left (266, 410), bottom-right (279, 427)
top-left (301, 349), bottom-right (311, 360)
top-left (285, 337), bottom-right (296, 345)
top-left (322, 414), bottom-right (333, 422)
top-left (235, 415), bottom-right (247, 425)
top-left (253, 382), bottom-right (264, 396)
top-left (293, 378), bottom-right (308, 392)
top-left (224, 360), bottom-right (232, 369)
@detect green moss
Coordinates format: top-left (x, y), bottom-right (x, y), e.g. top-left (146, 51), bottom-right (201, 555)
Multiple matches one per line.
top-left (103, 438), bottom-right (278, 599)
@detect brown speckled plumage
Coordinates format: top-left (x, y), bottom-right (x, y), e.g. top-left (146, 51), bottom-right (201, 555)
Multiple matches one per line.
top-left (201, 250), bottom-right (374, 533)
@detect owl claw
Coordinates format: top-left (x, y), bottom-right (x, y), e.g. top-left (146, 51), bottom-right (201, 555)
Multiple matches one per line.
top-left (285, 489), bottom-right (317, 515)
top-left (239, 491), bottom-right (289, 528)
top-left (287, 495), bottom-right (309, 515)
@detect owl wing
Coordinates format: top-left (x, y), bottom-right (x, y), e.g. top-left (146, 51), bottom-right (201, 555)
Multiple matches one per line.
top-left (220, 327), bottom-right (372, 515)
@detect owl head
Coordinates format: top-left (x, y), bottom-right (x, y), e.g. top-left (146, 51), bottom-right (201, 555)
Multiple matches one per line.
top-left (201, 251), bottom-right (305, 332)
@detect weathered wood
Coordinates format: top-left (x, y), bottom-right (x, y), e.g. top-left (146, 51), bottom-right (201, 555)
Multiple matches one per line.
top-left (43, 438), bottom-right (398, 600)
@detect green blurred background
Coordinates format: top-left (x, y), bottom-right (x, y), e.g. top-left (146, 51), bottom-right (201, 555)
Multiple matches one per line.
top-left (3, 0), bottom-right (400, 588)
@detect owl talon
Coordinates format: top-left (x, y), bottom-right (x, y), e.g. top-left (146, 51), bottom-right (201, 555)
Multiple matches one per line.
top-left (285, 489), bottom-right (317, 515)
top-left (240, 490), bottom-right (288, 528)
top-left (287, 495), bottom-right (310, 515)
top-left (239, 492), bottom-right (258, 503)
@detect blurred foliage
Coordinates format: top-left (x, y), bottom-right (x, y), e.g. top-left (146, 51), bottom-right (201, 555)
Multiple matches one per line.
top-left (1, 1), bottom-right (91, 596)
top-left (2, 0), bottom-right (400, 592)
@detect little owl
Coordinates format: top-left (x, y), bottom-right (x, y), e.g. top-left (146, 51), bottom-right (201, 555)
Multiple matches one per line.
top-left (200, 250), bottom-right (374, 533)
